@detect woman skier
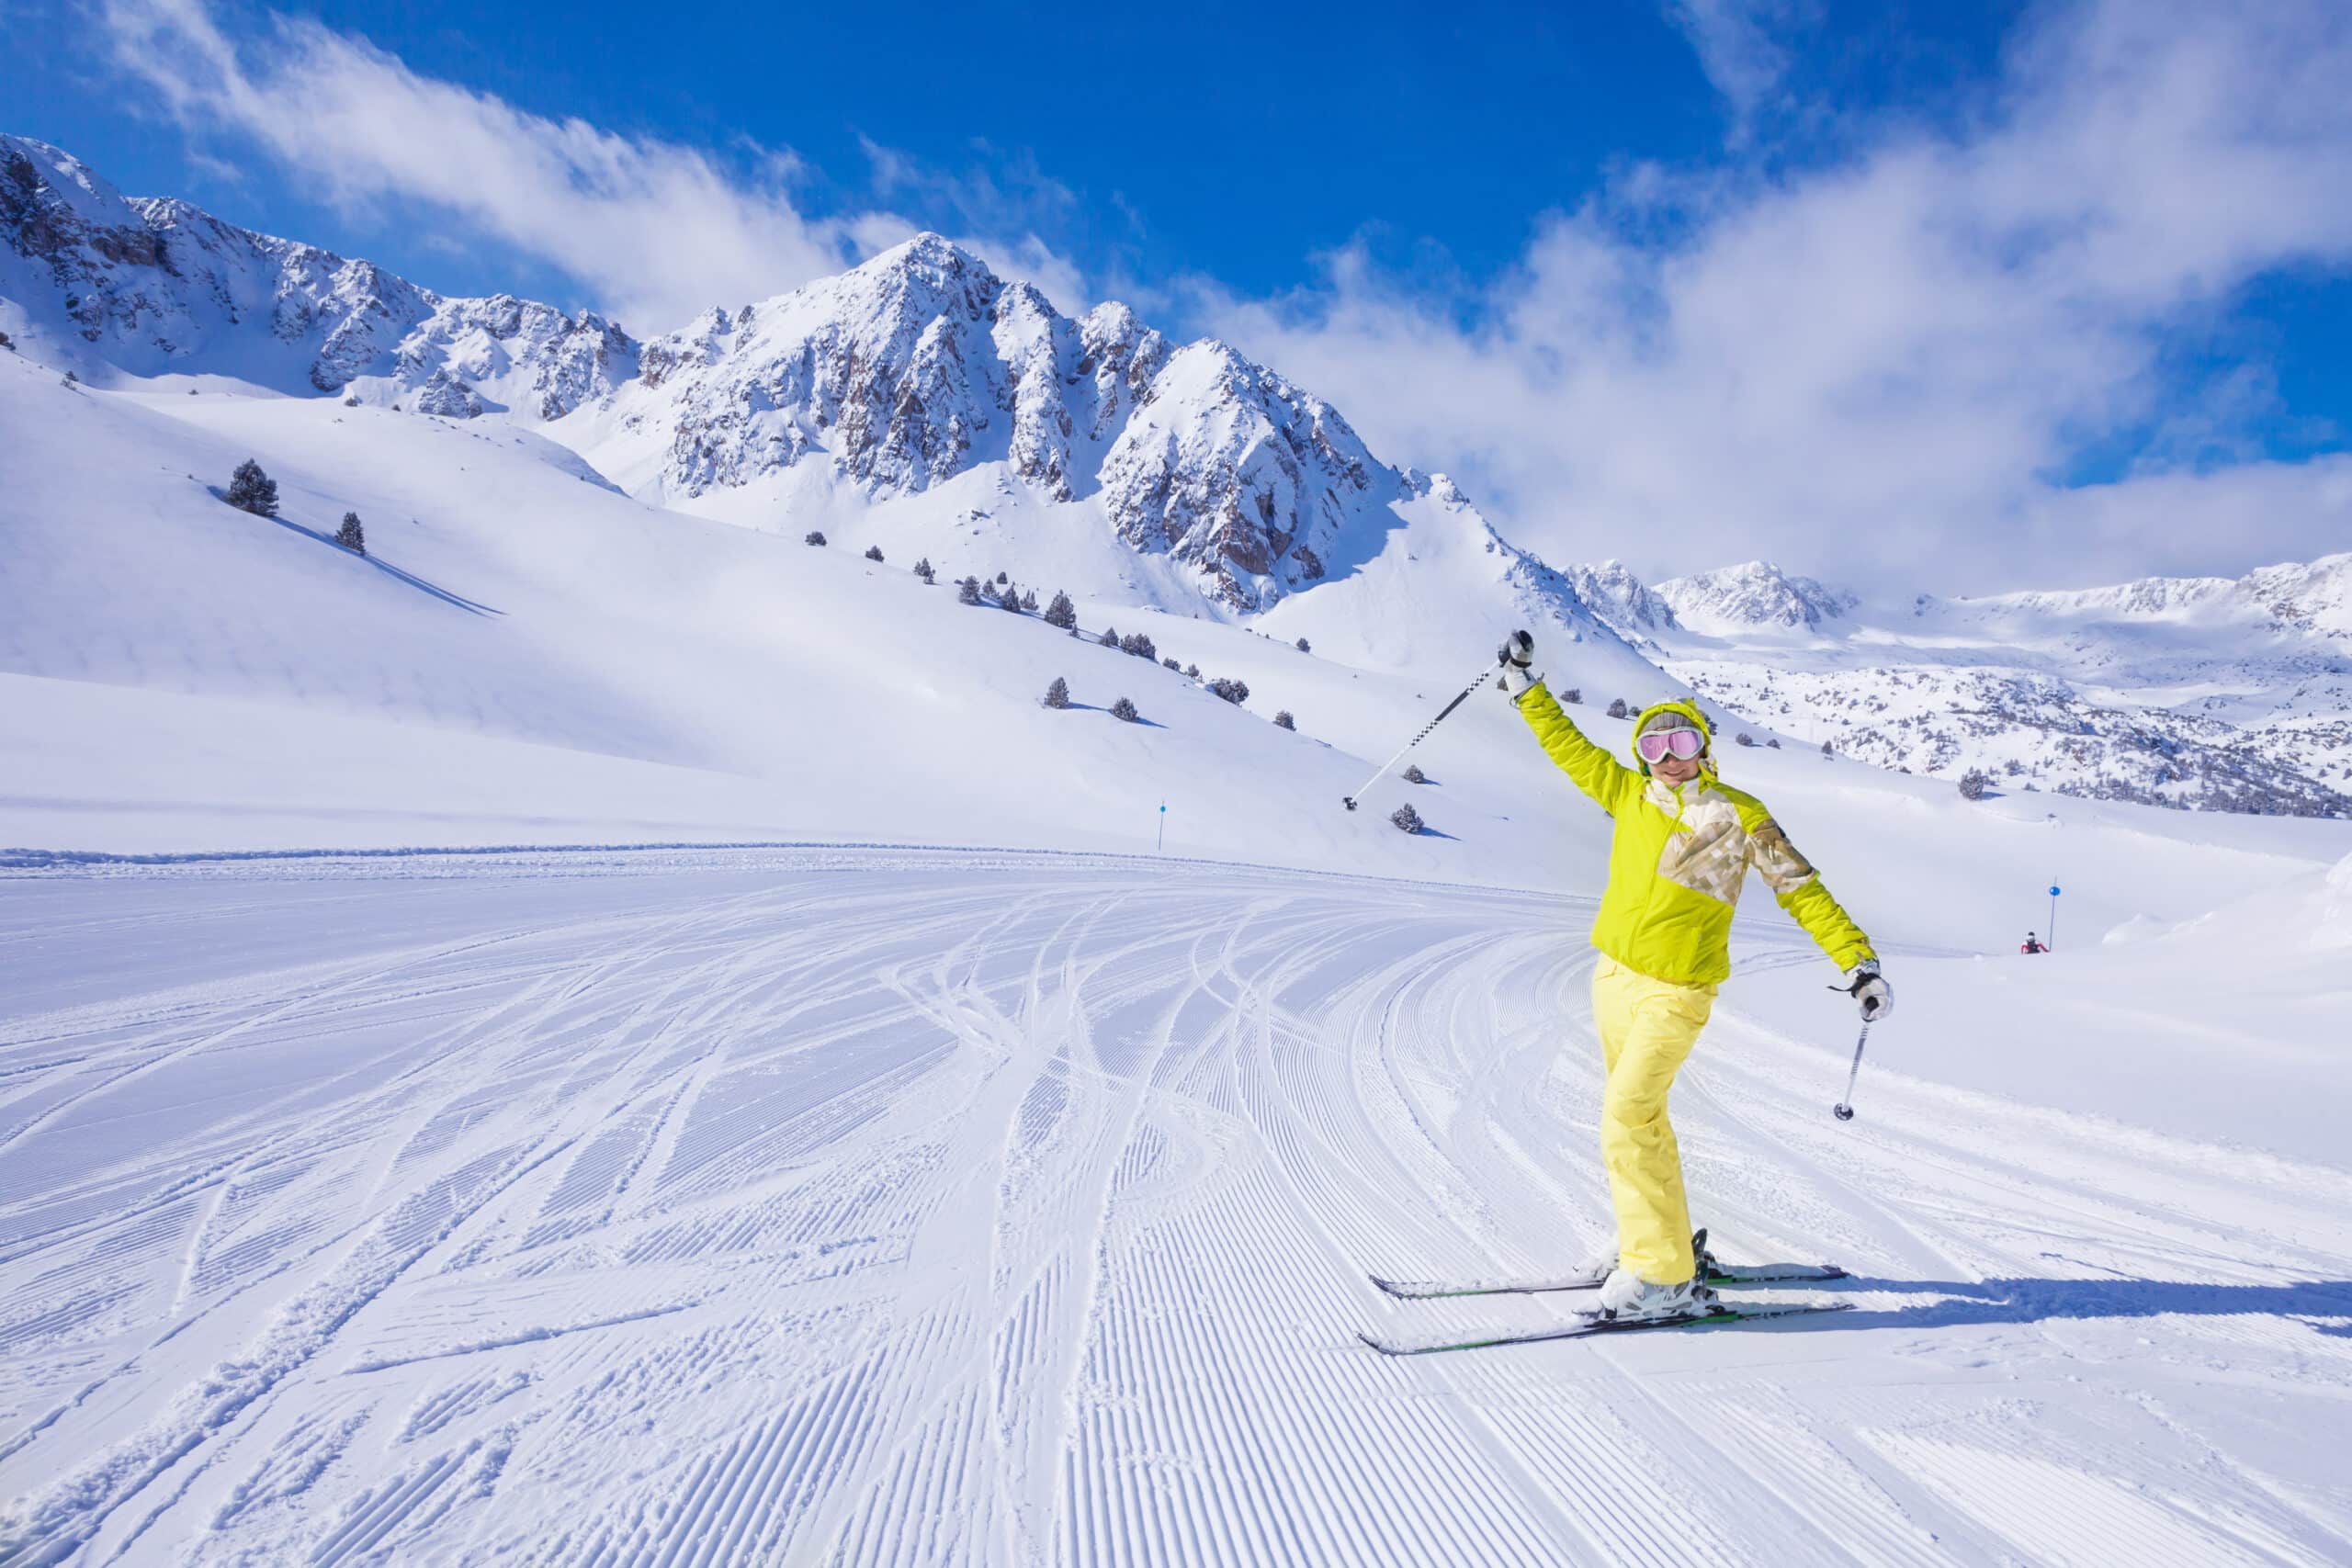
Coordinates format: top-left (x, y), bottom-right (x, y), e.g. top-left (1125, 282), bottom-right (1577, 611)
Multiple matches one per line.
top-left (1497, 631), bottom-right (1892, 1322)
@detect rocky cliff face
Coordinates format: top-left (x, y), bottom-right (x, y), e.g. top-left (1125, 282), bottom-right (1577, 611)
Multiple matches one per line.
top-left (590, 234), bottom-right (1379, 608)
top-left (0, 135), bottom-right (634, 416)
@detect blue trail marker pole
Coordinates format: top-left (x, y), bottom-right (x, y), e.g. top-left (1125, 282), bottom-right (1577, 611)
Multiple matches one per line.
top-left (1157, 801), bottom-right (1166, 853)
top-left (2048, 884), bottom-right (2061, 950)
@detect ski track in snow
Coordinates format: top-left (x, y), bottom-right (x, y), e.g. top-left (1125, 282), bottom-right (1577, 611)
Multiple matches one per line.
top-left (2, 852), bottom-right (2349, 1565)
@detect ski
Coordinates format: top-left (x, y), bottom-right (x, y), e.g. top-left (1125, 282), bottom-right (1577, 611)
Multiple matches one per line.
top-left (1370, 1226), bottom-right (1845, 1301)
top-left (1371, 1258), bottom-right (1846, 1300)
top-left (1360, 1299), bottom-right (1853, 1356)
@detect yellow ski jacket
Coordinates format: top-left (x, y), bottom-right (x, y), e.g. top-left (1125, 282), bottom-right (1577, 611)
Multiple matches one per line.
top-left (1515, 684), bottom-right (1874, 987)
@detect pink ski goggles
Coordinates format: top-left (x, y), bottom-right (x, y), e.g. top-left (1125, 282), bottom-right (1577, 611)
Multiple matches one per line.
top-left (1635, 728), bottom-right (1706, 764)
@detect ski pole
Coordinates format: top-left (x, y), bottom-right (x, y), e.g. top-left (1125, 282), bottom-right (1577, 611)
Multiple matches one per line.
top-left (1342, 654), bottom-right (1500, 811)
top-left (1831, 1021), bottom-right (1871, 1122)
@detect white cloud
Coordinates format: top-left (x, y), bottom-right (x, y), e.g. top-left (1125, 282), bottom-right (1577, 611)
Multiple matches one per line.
top-left (1665, 0), bottom-right (1801, 125)
top-left (1202, 0), bottom-right (2352, 591)
top-left (92, 0), bottom-right (1092, 332)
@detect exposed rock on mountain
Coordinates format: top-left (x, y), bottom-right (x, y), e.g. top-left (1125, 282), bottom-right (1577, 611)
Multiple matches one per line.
top-left (1657, 560), bottom-right (1857, 633)
top-left (0, 134), bottom-right (634, 416)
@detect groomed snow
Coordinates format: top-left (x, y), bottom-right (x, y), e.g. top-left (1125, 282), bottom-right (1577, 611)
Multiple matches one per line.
top-left (3, 850), bottom-right (2348, 1563)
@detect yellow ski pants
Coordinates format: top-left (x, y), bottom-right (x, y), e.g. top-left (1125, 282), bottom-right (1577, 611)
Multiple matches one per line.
top-left (1591, 957), bottom-right (1716, 1284)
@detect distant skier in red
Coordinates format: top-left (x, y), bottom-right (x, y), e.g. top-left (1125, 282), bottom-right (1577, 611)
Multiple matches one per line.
top-left (2020, 932), bottom-right (2047, 954)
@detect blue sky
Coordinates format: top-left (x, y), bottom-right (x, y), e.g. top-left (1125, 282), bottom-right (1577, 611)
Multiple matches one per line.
top-left (6, 0), bottom-right (2350, 586)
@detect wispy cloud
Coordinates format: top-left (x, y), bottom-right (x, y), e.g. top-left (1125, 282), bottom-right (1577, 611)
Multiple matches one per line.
top-left (91, 0), bottom-right (1096, 332)
top-left (1665, 0), bottom-right (1806, 130)
top-left (1201, 0), bottom-right (2352, 590)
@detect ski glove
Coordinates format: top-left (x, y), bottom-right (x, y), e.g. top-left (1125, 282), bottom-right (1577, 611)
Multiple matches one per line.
top-left (1497, 630), bottom-right (1543, 698)
top-left (1842, 959), bottom-right (1894, 1023)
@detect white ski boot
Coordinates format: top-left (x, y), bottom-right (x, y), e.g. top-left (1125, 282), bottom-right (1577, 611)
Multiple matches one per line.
top-left (1596, 1268), bottom-right (1719, 1322)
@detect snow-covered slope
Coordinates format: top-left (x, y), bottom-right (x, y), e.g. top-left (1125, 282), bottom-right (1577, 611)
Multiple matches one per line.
top-left (6, 847), bottom-right (2352, 1563)
top-left (1577, 556), bottom-right (2352, 816)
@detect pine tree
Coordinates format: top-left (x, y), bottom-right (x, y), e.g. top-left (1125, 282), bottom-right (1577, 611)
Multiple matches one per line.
top-left (1101, 626), bottom-right (1121, 648)
top-left (1403, 764), bottom-right (1426, 784)
top-left (1390, 803), bottom-right (1424, 834)
top-left (1735, 732), bottom-right (1757, 747)
top-left (1110, 696), bottom-right (1139, 722)
top-left (1120, 632), bottom-right (1157, 660)
top-left (1959, 768), bottom-right (1993, 801)
top-left (915, 557), bottom-right (936, 583)
top-left (1273, 711), bottom-right (1295, 730)
top-left (1044, 677), bottom-right (1071, 710)
top-left (1161, 657), bottom-right (1180, 671)
top-left (1184, 663), bottom-right (1200, 679)
top-left (1295, 637), bottom-right (1311, 653)
top-left (865, 544), bottom-right (884, 562)
top-left (1207, 678), bottom-right (1250, 705)
top-left (1000, 581), bottom-right (1023, 611)
top-left (996, 570), bottom-right (1009, 585)
top-left (225, 458), bottom-right (278, 517)
top-left (1044, 591), bottom-right (1076, 628)
top-left (1607, 697), bottom-right (1630, 719)
top-left (1766, 738), bottom-right (1781, 749)
top-left (958, 576), bottom-right (983, 604)
top-left (334, 511), bottom-right (366, 556)
top-left (1022, 589), bottom-right (1038, 611)
top-left (1820, 739), bottom-right (1835, 758)
top-left (804, 530), bottom-right (827, 546)
top-left (1561, 688), bottom-right (1583, 705)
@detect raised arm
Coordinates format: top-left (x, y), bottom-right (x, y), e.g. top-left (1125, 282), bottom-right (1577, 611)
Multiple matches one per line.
top-left (1511, 681), bottom-right (1643, 816)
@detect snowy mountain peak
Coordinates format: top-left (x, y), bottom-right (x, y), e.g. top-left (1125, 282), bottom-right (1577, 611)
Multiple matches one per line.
top-left (1657, 559), bottom-right (1857, 633)
top-left (1564, 558), bottom-right (1683, 644)
top-left (0, 133), bottom-right (638, 414)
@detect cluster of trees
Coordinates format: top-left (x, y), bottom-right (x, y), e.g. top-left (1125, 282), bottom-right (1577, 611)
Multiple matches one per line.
top-left (222, 459), bottom-right (364, 557)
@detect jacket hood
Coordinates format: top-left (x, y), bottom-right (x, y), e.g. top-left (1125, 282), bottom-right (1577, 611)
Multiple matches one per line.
top-left (1630, 698), bottom-right (1718, 778)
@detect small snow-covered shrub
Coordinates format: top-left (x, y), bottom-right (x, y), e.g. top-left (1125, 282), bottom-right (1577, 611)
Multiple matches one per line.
top-left (1959, 768), bottom-right (1993, 801)
top-left (865, 545), bottom-right (884, 562)
top-left (1391, 803), bottom-right (1424, 834)
top-left (1295, 637), bottom-right (1311, 653)
top-left (957, 576), bottom-right (983, 604)
top-left (1110, 696), bottom-right (1139, 722)
top-left (1403, 764), bottom-right (1426, 784)
top-left (915, 557), bottom-right (935, 583)
top-left (804, 530), bottom-right (827, 547)
top-left (1162, 657), bottom-right (1180, 671)
top-left (1273, 711), bottom-right (1295, 730)
top-left (1184, 663), bottom-right (1200, 679)
top-left (1735, 732), bottom-right (1757, 748)
top-left (1101, 626), bottom-right (1121, 648)
top-left (1766, 738), bottom-right (1781, 750)
top-left (1607, 698), bottom-right (1630, 718)
top-left (1560, 688), bottom-right (1582, 705)
top-left (1120, 632), bottom-right (1157, 660)
top-left (1207, 677), bottom-right (1250, 705)
top-left (225, 458), bottom-right (277, 517)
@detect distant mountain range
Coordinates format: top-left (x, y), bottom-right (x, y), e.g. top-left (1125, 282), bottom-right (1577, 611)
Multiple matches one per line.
top-left (4, 131), bottom-right (2345, 817)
